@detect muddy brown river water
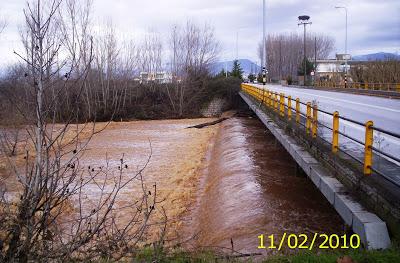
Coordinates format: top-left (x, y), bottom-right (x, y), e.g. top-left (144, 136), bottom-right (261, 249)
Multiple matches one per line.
top-left (1, 116), bottom-right (345, 256)
top-left (187, 116), bottom-right (345, 255)
top-left (78, 116), bottom-right (345, 255)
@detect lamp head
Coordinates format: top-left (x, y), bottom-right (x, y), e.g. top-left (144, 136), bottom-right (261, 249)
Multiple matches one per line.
top-left (298, 15), bottom-right (310, 21)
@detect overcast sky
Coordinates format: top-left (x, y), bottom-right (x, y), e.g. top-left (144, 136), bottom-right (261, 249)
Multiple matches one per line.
top-left (0, 0), bottom-right (399, 68)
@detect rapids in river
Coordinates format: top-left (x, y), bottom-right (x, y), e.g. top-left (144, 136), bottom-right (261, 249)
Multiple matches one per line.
top-left (187, 116), bottom-right (345, 255)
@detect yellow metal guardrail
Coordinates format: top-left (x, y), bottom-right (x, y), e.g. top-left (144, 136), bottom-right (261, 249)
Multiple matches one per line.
top-left (241, 83), bottom-right (400, 180)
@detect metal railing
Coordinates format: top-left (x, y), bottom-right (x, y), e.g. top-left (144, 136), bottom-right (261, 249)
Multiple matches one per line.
top-left (241, 83), bottom-right (400, 186)
top-left (315, 81), bottom-right (400, 92)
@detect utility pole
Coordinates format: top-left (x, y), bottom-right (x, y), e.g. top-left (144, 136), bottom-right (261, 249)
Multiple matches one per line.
top-left (335, 6), bottom-right (348, 88)
top-left (236, 31), bottom-right (239, 60)
top-left (314, 36), bottom-right (317, 85)
top-left (262, 0), bottom-right (266, 85)
top-left (279, 38), bottom-right (282, 81)
top-left (298, 15), bottom-right (312, 86)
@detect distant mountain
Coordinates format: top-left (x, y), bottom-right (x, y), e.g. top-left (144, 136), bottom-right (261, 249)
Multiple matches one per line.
top-left (212, 59), bottom-right (261, 75)
top-left (352, 52), bottom-right (400, 61)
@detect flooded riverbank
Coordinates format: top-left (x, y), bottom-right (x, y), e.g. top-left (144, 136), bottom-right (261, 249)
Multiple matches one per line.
top-left (1, 116), bottom-right (345, 255)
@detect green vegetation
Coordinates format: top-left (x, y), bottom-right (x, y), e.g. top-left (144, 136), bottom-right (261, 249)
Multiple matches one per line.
top-left (214, 60), bottom-right (244, 80)
top-left (133, 247), bottom-right (217, 263)
top-left (264, 248), bottom-right (400, 263)
top-left (257, 72), bottom-right (263, 83)
top-left (248, 73), bottom-right (256, 82)
top-left (297, 58), bottom-right (315, 76)
top-left (94, 246), bottom-right (400, 262)
top-left (230, 59), bottom-right (244, 80)
top-left (216, 68), bottom-right (228, 78)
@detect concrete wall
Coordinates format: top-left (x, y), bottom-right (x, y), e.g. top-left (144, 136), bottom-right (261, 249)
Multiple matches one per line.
top-left (201, 98), bottom-right (226, 117)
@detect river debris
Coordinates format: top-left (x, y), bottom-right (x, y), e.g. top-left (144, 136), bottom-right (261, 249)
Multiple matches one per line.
top-left (186, 118), bottom-right (229, 129)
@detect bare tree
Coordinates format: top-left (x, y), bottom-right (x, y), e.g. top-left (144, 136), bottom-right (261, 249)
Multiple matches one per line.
top-left (137, 30), bottom-right (163, 92)
top-left (0, 14), bottom-right (6, 36)
top-left (258, 32), bottom-right (335, 81)
top-left (167, 21), bottom-right (220, 116)
top-left (350, 57), bottom-right (400, 84)
top-left (93, 20), bottom-right (121, 117)
top-left (116, 39), bottom-right (138, 112)
top-left (0, 1), bottom-right (163, 261)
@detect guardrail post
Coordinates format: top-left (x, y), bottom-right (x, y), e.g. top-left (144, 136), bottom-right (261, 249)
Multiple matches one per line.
top-left (296, 98), bottom-right (300, 124)
top-left (364, 121), bottom-right (374, 176)
top-left (261, 89), bottom-right (265, 104)
top-left (280, 93), bottom-right (285, 117)
top-left (306, 102), bottom-right (311, 134)
top-left (272, 92), bottom-right (275, 110)
top-left (312, 104), bottom-right (318, 138)
top-left (274, 93), bottom-right (278, 111)
top-left (396, 84), bottom-right (400, 92)
top-left (288, 96), bottom-right (292, 121)
top-left (332, 111), bottom-right (339, 153)
top-left (271, 92), bottom-right (274, 108)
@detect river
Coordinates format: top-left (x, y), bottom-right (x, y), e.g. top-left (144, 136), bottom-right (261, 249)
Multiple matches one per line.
top-left (186, 116), bottom-right (345, 255)
top-left (1, 116), bottom-right (345, 256)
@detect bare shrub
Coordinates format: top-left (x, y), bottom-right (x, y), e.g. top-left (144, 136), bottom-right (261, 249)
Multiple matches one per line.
top-left (350, 57), bottom-right (400, 83)
top-left (0, 1), bottom-right (164, 261)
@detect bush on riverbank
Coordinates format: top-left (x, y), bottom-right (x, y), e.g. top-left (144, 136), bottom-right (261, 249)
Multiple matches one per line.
top-left (96, 246), bottom-right (400, 262)
top-left (0, 70), bottom-right (241, 124)
top-left (264, 248), bottom-right (400, 263)
top-left (114, 76), bottom-right (241, 120)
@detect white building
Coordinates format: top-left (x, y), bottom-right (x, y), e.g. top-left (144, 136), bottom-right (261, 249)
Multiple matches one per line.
top-left (139, 71), bottom-right (173, 84)
top-left (315, 54), bottom-right (351, 81)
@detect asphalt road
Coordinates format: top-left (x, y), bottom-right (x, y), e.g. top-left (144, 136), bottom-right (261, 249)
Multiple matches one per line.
top-left (252, 84), bottom-right (400, 162)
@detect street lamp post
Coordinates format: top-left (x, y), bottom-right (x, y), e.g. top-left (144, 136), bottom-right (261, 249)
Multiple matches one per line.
top-left (298, 15), bottom-right (312, 86)
top-left (235, 28), bottom-right (246, 61)
top-left (335, 6), bottom-right (348, 88)
top-left (236, 31), bottom-right (238, 60)
top-left (262, 0), bottom-right (266, 85)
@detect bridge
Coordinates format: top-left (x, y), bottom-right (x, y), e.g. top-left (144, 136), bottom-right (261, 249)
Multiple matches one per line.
top-left (239, 83), bottom-right (400, 250)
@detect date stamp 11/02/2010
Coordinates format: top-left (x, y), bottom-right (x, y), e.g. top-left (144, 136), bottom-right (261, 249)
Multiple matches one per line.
top-left (258, 234), bottom-right (361, 251)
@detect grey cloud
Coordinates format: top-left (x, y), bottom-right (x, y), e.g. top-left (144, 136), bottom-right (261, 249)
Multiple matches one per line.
top-left (0, 0), bottom-right (399, 68)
